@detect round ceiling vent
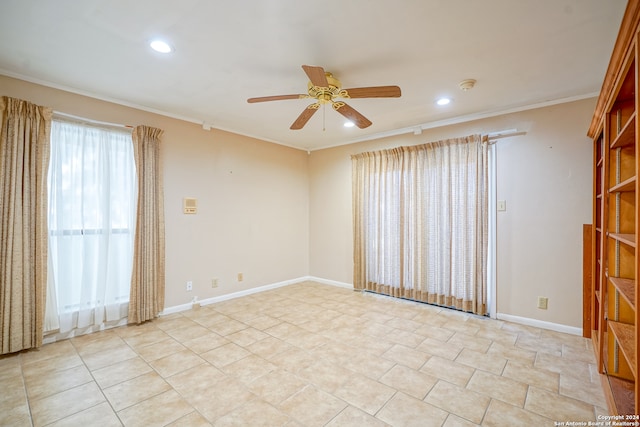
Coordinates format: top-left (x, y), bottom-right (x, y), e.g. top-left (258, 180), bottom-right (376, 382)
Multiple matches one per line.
top-left (459, 79), bottom-right (477, 91)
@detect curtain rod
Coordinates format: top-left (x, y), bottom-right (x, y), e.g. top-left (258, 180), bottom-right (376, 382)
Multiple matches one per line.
top-left (53, 111), bottom-right (133, 131)
top-left (483, 129), bottom-right (526, 144)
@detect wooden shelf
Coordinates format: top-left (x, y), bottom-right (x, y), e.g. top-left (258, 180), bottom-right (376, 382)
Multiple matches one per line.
top-left (609, 233), bottom-right (637, 248)
top-left (611, 111), bottom-right (636, 149)
top-left (609, 321), bottom-right (637, 378)
top-left (610, 176), bottom-right (637, 193)
top-left (608, 375), bottom-right (635, 415)
top-left (609, 277), bottom-right (636, 310)
top-left (589, 1), bottom-right (639, 415)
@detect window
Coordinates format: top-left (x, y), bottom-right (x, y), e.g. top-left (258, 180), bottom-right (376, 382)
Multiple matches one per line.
top-left (45, 120), bottom-right (136, 333)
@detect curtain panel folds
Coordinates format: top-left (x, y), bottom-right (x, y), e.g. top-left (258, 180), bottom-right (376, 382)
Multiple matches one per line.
top-left (128, 125), bottom-right (165, 324)
top-left (0, 96), bottom-right (52, 354)
top-left (352, 134), bottom-right (488, 315)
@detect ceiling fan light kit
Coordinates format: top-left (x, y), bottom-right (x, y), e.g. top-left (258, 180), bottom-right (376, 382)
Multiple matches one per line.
top-left (247, 65), bottom-right (401, 130)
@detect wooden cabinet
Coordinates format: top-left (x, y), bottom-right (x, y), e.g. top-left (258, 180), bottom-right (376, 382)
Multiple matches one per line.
top-left (589, 0), bottom-right (640, 415)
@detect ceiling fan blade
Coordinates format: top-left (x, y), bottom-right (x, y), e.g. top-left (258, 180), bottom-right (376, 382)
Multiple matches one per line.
top-left (332, 102), bottom-right (372, 129)
top-left (342, 86), bottom-right (401, 98)
top-left (302, 65), bottom-right (329, 87)
top-left (247, 94), bottom-right (307, 103)
top-left (290, 103), bottom-right (320, 130)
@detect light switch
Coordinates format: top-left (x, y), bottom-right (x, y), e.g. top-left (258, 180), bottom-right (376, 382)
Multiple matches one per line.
top-left (497, 200), bottom-right (506, 212)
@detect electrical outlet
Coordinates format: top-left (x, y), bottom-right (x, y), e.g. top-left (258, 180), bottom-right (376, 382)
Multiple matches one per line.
top-left (237, 273), bottom-right (243, 282)
top-left (211, 278), bottom-right (218, 288)
top-left (537, 296), bottom-right (548, 310)
top-left (186, 281), bottom-right (193, 292)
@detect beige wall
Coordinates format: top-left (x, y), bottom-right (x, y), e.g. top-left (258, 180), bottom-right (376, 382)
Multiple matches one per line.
top-left (309, 98), bottom-right (595, 329)
top-left (1, 74), bottom-right (596, 329)
top-left (0, 75), bottom-right (310, 309)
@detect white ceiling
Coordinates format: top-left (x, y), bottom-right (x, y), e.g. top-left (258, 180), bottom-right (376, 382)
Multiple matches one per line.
top-left (0, 0), bottom-right (627, 151)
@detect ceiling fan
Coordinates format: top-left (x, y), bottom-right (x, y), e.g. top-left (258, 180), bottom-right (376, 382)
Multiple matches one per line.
top-left (247, 65), bottom-right (401, 130)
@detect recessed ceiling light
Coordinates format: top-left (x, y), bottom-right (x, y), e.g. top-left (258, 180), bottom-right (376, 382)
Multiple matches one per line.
top-left (436, 97), bottom-right (451, 106)
top-left (150, 39), bottom-right (173, 53)
top-left (344, 121), bottom-right (355, 128)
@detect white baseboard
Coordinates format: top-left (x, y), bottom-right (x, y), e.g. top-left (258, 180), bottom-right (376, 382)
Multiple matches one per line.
top-left (160, 276), bottom-right (310, 316)
top-left (497, 312), bottom-right (582, 336)
top-left (305, 276), bottom-right (353, 289)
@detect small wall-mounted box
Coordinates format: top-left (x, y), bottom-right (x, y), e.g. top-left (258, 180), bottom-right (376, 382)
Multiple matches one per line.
top-left (183, 197), bottom-right (197, 214)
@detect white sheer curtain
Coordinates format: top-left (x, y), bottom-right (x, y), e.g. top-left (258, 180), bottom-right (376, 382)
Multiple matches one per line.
top-left (352, 134), bottom-right (488, 315)
top-left (45, 120), bottom-right (136, 334)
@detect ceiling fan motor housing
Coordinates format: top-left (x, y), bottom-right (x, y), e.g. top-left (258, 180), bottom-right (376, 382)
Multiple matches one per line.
top-left (307, 72), bottom-right (344, 102)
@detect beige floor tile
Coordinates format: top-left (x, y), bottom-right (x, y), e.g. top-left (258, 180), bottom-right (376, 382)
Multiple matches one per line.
top-left (246, 336), bottom-right (296, 359)
top-left (5, 282), bottom-right (611, 426)
top-left (502, 360), bottom-right (559, 392)
top-left (447, 332), bottom-right (492, 353)
top-left (486, 341), bottom-right (536, 366)
top-left (264, 322), bottom-right (307, 340)
top-left (240, 314), bottom-right (283, 331)
top-left (181, 332), bottom-right (229, 354)
top-left (47, 401), bottom-right (121, 427)
top-left (524, 386), bottom-right (597, 421)
top-left (22, 352), bottom-right (84, 379)
top-left (192, 312), bottom-right (233, 329)
top-left (30, 381), bottom-right (105, 427)
top-left (286, 330), bottom-right (334, 351)
top-left (81, 343), bottom-right (138, 371)
top-left (424, 380), bottom-right (490, 424)
top-left (455, 348), bottom-right (507, 375)
top-left (247, 369), bottom-right (308, 405)
top-left (186, 376), bottom-right (256, 421)
top-left (535, 351), bottom-right (592, 380)
top-left (150, 349), bottom-right (205, 377)
top-left (225, 327), bottom-right (270, 347)
top-left (166, 411), bottom-right (212, 427)
top-left (443, 413), bottom-right (480, 426)
top-left (134, 337), bottom-right (186, 362)
top-left (215, 398), bottom-right (290, 426)
top-left (325, 405), bottom-right (389, 427)
top-left (474, 326), bottom-right (518, 346)
top-left (516, 334), bottom-right (562, 356)
top-left (208, 318), bottom-right (250, 336)
top-left (420, 356), bottom-right (475, 387)
top-left (117, 389), bottom-right (194, 427)
top-left (0, 374), bottom-right (31, 427)
top-left (0, 354), bottom-right (21, 380)
top-left (166, 363), bottom-right (226, 396)
top-left (278, 384), bottom-right (347, 427)
top-left (200, 342), bottom-right (250, 368)
top-left (379, 364), bottom-right (438, 399)
top-left (382, 343), bottom-right (431, 369)
top-left (166, 323), bottom-right (211, 342)
top-left (268, 348), bottom-right (317, 373)
top-left (222, 354), bottom-right (277, 384)
top-left (342, 351), bottom-right (396, 380)
top-left (24, 363), bottom-right (93, 401)
top-left (482, 399), bottom-right (551, 427)
top-left (122, 328), bottom-right (170, 349)
top-left (103, 371), bottom-right (171, 411)
top-left (384, 328), bottom-right (426, 348)
top-left (154, 315), bottom-right (199, 332)
top-left (91, 356), bottom-right (152, 389)
top-left (466, 369), bottom-right (527, 408)
top-left (334, 373), bottom-right (396, 415)
top-left (20, 340), bottom-right (77, 365)
top-left (416, 337), bottom-right (463, 360)
top-left (377, 391), bottom-right (449, 427)
top-left (296, 359), bottom-right (353, 393)
top-left (559, 373), bottom-right (607, 408)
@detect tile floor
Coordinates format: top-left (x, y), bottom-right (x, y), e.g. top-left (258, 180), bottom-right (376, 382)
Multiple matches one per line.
top-left (0, 281), bottom-right (608, 426)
